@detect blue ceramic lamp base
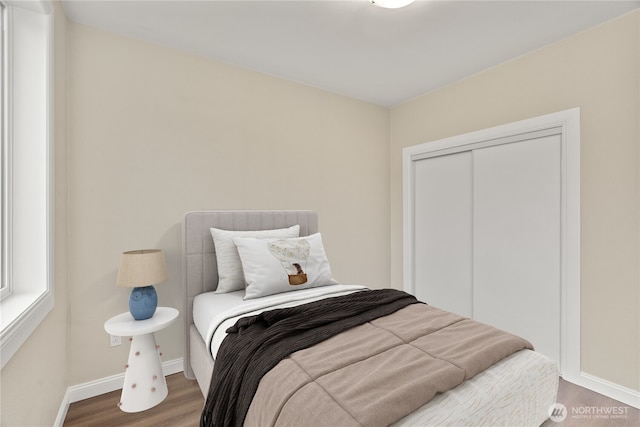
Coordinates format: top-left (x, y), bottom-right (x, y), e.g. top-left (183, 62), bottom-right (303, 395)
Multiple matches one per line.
top-left (129, 285), bottom-right (158, 320)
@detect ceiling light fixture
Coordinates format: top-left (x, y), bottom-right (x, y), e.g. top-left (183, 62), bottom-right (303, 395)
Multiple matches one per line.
top-left (370, 0), bottom-right (416, 9)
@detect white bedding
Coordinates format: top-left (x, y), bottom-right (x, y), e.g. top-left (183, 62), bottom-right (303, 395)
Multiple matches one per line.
top-left (193, 286), bottom-right (558, 426)
top-left (392, 349), bottom-right (558, 426)
top-left (193, 284), bottom-right (367, 359)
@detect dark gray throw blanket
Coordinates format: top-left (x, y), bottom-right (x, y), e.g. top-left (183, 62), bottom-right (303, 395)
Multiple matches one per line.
top-left (200, 289), bottom-right (420, 427)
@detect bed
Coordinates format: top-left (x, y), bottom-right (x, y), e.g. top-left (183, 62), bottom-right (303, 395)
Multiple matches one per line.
top-left (183, 210), bottom-right (559, 426)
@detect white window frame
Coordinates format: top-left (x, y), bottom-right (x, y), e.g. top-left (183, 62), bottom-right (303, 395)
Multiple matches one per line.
top-left (0, 1), bottom-right (8, 301)
top-left (0, 0), bottom-right (54, 369)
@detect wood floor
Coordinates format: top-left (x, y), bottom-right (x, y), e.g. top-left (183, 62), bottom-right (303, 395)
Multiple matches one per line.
top-left (64, 374), bottom-right (639, 426)
top-left (542, 378), bottom-right (639, 427)
top-left (63, 374), bottom-right (204, 427)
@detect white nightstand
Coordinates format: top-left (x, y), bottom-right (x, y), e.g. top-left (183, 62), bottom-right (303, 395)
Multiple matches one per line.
top-left (104, 307), bottom-right (179, 413)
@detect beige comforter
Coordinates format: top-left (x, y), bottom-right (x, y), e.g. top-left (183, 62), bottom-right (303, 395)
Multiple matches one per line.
top-left (245, 303), bottom-right (533, 427)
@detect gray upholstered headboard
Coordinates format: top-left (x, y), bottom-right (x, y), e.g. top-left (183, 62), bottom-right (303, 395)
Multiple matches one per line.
top-left (182, 210), bottom-right (318, 376)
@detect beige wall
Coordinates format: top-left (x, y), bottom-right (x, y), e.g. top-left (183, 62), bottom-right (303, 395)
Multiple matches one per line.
top-left (0, 1), bottom-right (69, 426)
top-left (2, 6), bottom-right (638, 425)
top-left (390, 11), bottom-right (639, 391)
top-left (66, 23), bottom-right (390, 385)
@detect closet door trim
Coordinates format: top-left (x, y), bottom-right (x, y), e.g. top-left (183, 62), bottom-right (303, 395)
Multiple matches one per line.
top-left (410, 126), bottom-right (561, 162)
top-left (402, 108), bottom-right (580, 380)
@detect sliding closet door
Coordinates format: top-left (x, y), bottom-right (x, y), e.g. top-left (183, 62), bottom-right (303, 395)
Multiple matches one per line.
top-left (473, 135), bottom-right (561, 362)
top-left (413, 152), bottom-right (473, 317)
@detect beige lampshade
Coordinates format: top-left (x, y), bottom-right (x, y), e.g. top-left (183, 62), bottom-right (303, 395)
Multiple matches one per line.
top-left (116, 249), bottom-right (168, 288)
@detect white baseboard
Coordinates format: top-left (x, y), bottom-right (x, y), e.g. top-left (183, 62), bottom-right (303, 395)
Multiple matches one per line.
top-left (67, 358), bottom-right (183, 403)
top-left (54, 356), bottom-right (639, 426)
top-left (564, 371), bottom-right (640, 409)
top-left (54, 388), bottom-right (72, 427)
top-left (54, 358), bottom-right (183, 427)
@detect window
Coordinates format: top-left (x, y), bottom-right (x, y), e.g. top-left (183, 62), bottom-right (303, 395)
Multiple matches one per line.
top-left (0, 0), bottom-right (53, 369)
top-left (0, 2), bottom-right (8, 300)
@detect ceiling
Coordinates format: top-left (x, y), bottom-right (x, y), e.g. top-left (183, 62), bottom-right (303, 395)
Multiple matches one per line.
top-left (61, 0), bottom-right (639, 107)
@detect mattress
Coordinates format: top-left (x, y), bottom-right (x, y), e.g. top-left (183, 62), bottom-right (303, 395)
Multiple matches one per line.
top-left (193, 289), bottom-right (245, 346)
top-left (193, 284), bottom-right (366, 359)
top-left (193, 286), bottom-right (558, 426)
top-left (392, 349), bottom-right (558, 426)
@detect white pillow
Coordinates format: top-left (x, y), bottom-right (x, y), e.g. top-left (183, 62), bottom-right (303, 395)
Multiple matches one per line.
top-left (210, 225), bottom-right (300, 293)
top-left (234, 233), bottom-right (339, 300)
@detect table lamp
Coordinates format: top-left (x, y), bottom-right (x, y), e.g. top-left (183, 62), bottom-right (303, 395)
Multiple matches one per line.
top-left (116, 249), bottom-right (167, 320)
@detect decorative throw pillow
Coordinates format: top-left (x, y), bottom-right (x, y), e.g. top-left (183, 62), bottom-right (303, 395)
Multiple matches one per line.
top-left (233, 233), bottom-right (339, 300)
top-left (210, 225), bottom-right (300, 293)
